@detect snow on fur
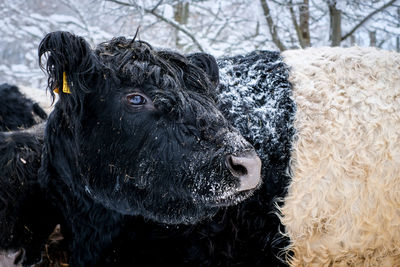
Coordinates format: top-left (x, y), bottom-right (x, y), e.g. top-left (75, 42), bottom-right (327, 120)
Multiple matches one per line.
top-left (216, 51), bottom-right (295, 215)
top-left (217, 50), bottom-right (295, 165)
top-left (281, 46), bottom-right (400, 266)
top-left (4, 45), bottom-right (400, 266)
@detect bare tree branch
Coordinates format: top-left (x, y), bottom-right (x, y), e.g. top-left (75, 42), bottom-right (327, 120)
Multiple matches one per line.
top-left (397, 7), bottom-right (400, 52)
top-left (145, 8), bottom-right (204, 52)
top-left (106, 0), bottom-right (135, 8)
top-left (106, 0), bottom-right (204, 51)
top-left (259, 0), bottom-right (287, 51)
top-left (299, 0), bottom-right (310, 47)
top-left (288, 0), bottom-right (310, 48)
top-left (150, 0), bottom-right (164, 13)
top-left (60, 0), bottom-right (94, 42)
top-left (288, 0), bottom-right (303, 46)
top-left (329, 1), bottom-right (341, 46)
top-left (341, 0), bottom-right (398, 41)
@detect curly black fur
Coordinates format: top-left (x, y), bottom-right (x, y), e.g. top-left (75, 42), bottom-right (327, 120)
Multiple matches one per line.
top-left (0, 84), bottom-right (51, 266)
top-left (35, 31), bottom-right (259, 266)
top-left (96, 50), bottom-right (294, 267)
top-left (0, 128), bottom-right (60, 266)
top-left (0, 84), bottom-right (47, 131)
top-left (1, 31), bottom-right (295, 266)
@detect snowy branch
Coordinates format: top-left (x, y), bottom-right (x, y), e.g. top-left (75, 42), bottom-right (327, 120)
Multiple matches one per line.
top-left (106, 0), bottom-right (205, 51)
top-left (341, 0), bottom-right (398, 41)
top-left (259, 0), bottom-right (287, 51)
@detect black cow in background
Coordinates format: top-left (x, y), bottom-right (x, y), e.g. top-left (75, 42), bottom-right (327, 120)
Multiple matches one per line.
top-left (0, 84), bottom-right (53, 265)
top-left (0, 84), bottom-right (47, 131)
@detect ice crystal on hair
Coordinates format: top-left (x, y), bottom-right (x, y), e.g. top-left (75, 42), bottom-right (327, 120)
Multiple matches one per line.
top-left (217, 51), bottom-right (296, 171)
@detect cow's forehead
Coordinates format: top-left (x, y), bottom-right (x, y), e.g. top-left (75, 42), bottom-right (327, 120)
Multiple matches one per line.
top-left (94, 38), bottom-right (215, 98)
top-left (95, 38), bottom-right (171, 72)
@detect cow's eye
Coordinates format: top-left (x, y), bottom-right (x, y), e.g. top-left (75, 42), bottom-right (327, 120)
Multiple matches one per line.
top-left (127, 94), bottom-right (147, 105)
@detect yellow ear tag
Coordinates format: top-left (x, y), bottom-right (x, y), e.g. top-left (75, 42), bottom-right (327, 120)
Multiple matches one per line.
top-left (62, 72), bottom-right (71, 94)
top-left (53, 72), bottom-right (71, 94)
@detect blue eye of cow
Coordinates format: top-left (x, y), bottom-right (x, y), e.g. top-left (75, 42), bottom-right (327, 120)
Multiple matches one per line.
top-left (128, 94), bottom-right (146, 105)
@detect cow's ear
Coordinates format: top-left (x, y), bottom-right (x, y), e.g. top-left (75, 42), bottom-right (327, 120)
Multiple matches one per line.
top-left (38, 31), bottom-right (97, 102)
top-left (188, 53), bottom-right (219, 88)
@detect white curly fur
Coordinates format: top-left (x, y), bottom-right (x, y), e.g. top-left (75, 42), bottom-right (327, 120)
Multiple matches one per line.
top-left (281, 46), bottom-right (400, 266)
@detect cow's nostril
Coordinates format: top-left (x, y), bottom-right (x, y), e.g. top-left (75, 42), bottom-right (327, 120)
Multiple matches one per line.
top-left (226, 152), bottom-right (262, 192)
top-left (226, 155), bottom-right (248, 177)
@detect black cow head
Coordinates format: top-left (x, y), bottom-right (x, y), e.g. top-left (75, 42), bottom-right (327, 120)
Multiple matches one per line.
top-left (38, 31), bottom-right (261, 224)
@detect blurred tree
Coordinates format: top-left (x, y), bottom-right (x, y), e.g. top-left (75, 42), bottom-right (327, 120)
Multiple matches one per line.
top-left (289, 0), bottom-right (311, 48)
top-left (256, 0), bottom-right (399, 49)
top-left (328, 1), bottom-right (341, 46)
top-left (173, 1), bottom-right (189, 48)
top-left (340, 0), bottom-right (398, 45)
top-left (397, 7), bottom-right (400, 51)
top-left (260, 0), bottom-right (287, 50)
top-left (103, 0), bottom-right (399, 52)
top-left (0, 0), bottom-right (399, 87)
top-left (0, 0), bottom-right (113, 87)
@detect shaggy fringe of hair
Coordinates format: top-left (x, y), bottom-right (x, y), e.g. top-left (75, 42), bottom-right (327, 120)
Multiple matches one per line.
top-left (280, 46), bottom-right (400, 266)
top-left (94, 36), bottom-right (216, 98)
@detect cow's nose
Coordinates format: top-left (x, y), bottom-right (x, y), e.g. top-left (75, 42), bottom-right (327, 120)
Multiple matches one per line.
top-left (226, 151), bottom-right (262, 192)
